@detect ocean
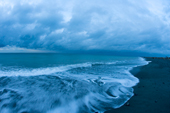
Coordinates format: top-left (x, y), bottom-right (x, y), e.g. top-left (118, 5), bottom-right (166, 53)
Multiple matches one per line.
top-left (0, 53), bottom-right (149, 113)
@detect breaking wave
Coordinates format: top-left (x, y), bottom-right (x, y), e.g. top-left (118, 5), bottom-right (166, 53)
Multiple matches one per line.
top-left (0, 57), bottom-right (149, 113)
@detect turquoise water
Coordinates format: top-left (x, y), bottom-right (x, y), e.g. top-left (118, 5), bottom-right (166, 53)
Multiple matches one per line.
top-left (0, 53), bottom-right (149, 113)
top-left (0, 53), bottom-right (138, 68)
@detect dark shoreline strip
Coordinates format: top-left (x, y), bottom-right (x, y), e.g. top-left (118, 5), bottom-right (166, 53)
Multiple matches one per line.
top-left (105, 57), bottom-right (170, 113)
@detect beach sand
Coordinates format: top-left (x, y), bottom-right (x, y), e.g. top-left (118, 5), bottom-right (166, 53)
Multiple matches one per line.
top-left (105, 58), bottom-right (170, 113)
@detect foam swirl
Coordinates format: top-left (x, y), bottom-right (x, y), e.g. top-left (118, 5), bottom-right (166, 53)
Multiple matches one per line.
top-left (0, 57), bottom-right (149, 113)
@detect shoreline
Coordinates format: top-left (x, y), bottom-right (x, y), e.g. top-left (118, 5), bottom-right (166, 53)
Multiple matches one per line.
top-left (105, 57), bottom-right (170, 113)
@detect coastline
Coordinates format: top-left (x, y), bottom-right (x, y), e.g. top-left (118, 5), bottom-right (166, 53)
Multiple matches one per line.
top-left (105, 57), bottom-right (170, 113)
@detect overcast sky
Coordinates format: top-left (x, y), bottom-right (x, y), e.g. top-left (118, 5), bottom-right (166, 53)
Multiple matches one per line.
top-left (0, 0), bottom-right (170, 56)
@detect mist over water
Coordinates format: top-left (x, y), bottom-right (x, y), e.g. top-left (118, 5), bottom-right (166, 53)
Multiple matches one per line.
top-left (0, 54), bottom-right (149, 113)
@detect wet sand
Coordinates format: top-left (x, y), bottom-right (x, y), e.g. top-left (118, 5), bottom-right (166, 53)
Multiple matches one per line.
top-left (105, 58), bottom-right (170, 113)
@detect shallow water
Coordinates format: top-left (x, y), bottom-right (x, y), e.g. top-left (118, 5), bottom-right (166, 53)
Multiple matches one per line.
top-left (0, 54), bottom-right (149, 113)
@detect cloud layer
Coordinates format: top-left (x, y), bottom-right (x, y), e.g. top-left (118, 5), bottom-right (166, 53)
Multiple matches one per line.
top-left (0, 0), bottom-right (170, 55)
top-left (0, 45), bottom-right (53, 53)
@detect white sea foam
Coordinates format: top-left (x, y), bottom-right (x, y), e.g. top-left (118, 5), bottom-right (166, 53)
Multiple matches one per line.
top-left (0, 57), bottom-right (149, 77)
top-left (0, 61), bottom-right (119, 77)
top-left (0, 63), bottom-right (92, 77)
top-left (0, 57), bottom-right (150, 113)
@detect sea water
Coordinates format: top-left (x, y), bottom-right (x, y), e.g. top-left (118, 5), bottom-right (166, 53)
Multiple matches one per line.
top-left (0, 53), bottom-right (149, 113)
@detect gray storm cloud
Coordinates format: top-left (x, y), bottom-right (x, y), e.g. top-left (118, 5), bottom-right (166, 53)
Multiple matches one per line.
top-left (0, 0), bottom-right (170, 55)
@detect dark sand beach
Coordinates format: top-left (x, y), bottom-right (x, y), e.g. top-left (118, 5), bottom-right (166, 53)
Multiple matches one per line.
top-left (105, 58), bottom-right (170, 113)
